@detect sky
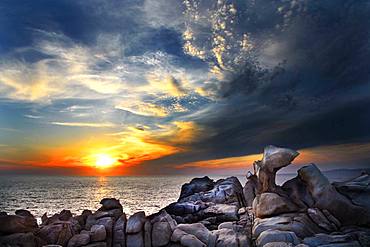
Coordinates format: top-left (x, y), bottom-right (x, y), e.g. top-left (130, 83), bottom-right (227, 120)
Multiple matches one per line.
top-left (0, 0), bottom-right (370, 176)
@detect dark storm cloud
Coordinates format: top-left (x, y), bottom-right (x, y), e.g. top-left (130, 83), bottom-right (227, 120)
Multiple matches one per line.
top-left (199, 0), bottom-right (370, 156)
top-left (145, 0), bottom-right (370, 169)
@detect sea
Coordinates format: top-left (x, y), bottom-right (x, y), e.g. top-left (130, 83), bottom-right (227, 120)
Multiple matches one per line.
top-left (0, 171), bottom-right (362, 222)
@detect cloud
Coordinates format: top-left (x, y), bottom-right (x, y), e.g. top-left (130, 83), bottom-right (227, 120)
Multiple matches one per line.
top-left (1, 0), bottom-right (370, 174)
top-left (24, 114), bottom-right (43, 119)
top-left (50, 121), bottom-right (116, 128)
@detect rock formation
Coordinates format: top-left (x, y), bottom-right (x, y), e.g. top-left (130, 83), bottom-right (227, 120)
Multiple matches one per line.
top-left (0, 145), bottom-right (369, 247)
top-left (250, 145), bottom-right (370, 247)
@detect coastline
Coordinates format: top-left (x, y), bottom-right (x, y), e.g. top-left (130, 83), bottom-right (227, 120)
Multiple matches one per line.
top-left (1, 146), bottom-right (369, 247)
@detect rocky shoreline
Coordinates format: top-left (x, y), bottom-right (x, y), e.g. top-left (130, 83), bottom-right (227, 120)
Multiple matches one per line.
top-left (1, 145), bottom-right (370, 247)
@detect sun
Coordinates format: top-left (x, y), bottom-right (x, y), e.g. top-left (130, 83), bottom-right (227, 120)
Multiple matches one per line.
top-left (95, 154), bottom-right (116, 168)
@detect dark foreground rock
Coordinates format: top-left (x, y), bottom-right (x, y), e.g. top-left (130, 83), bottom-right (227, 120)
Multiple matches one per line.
top-left (1, 145), bottom-right (369, 247)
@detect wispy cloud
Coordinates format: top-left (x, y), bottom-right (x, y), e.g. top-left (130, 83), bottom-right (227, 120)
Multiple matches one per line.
top-left (50, 121), bottom-right (116, 128)
top-left (24, 114), bottom-right (43, 119)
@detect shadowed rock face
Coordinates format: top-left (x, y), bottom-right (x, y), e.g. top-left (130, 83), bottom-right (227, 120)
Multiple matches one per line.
top-left (334, 172), bottom-right (370, 209)
top-left (179, 176), bottom-right (215, 200)
top-left (0, 214), bottom-right (38, 234)
top-left (298, 164), bottom-right (370, 226)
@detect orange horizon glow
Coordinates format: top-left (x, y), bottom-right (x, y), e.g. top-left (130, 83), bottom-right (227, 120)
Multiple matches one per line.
top-left (1, 142), bottom-right (370, 176)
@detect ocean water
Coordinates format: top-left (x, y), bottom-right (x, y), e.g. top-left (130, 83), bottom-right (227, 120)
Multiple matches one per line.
top-left (0, 175), bottom-right (241, 219)
top-left (0, 172), bottom-right (357, 220)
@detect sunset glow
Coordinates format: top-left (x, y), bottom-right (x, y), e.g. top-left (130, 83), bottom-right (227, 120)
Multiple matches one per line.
top-left (0, 0), bottom-right (369, 176)
top-left (95, 154), bottom-right (116, 168)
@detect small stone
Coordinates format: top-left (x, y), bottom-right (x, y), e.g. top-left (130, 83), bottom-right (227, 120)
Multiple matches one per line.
top-left (238, 207), bottom-right (246, 215)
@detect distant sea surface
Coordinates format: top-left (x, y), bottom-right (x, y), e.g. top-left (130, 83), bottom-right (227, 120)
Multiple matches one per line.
top-left (0, 171), bottom-right (362, 221)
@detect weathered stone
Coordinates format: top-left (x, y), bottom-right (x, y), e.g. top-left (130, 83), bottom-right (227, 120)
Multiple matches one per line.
top-left (0, 214), bottom-right (38, 234)
top-left (99, 198), bottom-right (123, 211)
top-left (307, 208), bottom-right (337, 231)
top-left (38, 221), bottom-right (76, 246)
top-left (303, 233), bottom-right (356, 246)
top-left (176, 223), bottom-right (213, 245)
top-left (74, 210), bottom-right (93, 228)
top-left (90, 224), bottom-right (107, 242)
top-left (253, 214), bottom-right (319, 239)
top-left (256, 230), bottom-right (300, 247)
top-left (165, 202), bottom-right (202, 216)
top-left (238, 207), bottom-right (246, 215)
top-left (334, 172), bottom-right (370, 210)
top-left (15, 209), bottom-right (34, 218)
top-left (255, 145), bottom-right (299, 193)
top-left (317, 243), bottom-right (361, 247)
top-left (126, 211), bottom-right (146, 234)
top-left (96, 217), bottom-right (113, 247)
top-left (213, 228), bottom-right (239, 247)
top-left (150, 210), bottom-right (177, 231)
top-left (243, 174), bottom-right (258, 207)
top-left (179, 176), bottom-right (215, 199)
top-left (144, 220), bottom-right (152, 247)
top-left (127, 232), bottom-right (144, 247)
top-left (0, 232), bottom-right (45, 247)
top-left (282, 176), bottom-right (314, 209)
top-left (82, 243), bottom-right (107, 247)
top-left (253, 193), bottom-right (298, 218)
top-left (203, 204), bottom-right (238, 221)
top-left (218, 222), bottom-right (234, 230)
top-left (42, 213), bottom-right (48, 224)
top-left (59, 210), bottom-right (73, 221)
top-left (113, 214), bottom-right (127, 247)
top-left (67, 233), bottom-right (90, 247)
top-left (262, 243), bottom-right (294, 247)
top-left (152, 222), bottom-right (171, 247)
top-left (298, 164), bottom-right (370, 226)
top-left (178, 177), bottom-right (245, 208)
top-left (180, 234), bottom-right (206, 247)
top-left (171, 228), bottom-right (188, 242)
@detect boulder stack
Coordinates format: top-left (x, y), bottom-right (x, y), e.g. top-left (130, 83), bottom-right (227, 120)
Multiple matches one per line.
top-left (248, 145), bottom-right (370, 246)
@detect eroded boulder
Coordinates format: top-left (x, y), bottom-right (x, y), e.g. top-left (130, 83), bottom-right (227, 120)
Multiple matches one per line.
top-left (152, 222), bottom-right (172, 247)
top-left (256, 230), bottom-right (300, 247)
top-left (255, 146), bottom-right (299, 193)
top-left (126, 211), bottom-right (146, 234)
top-left (298, 164), bottom-right (370, 226)
top-left (334, 172), bottom-right (370, 210)
top-left (253, 193), bottom-right (298, 218)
